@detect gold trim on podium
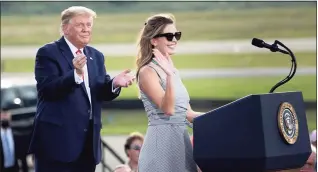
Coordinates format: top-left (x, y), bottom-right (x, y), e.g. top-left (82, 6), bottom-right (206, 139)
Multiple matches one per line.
top-left (277, 102), bottom-right (299, 145)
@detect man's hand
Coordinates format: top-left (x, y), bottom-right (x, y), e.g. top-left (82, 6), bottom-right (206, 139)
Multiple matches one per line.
top-left (113, 69), bottom-right (136, 88)
top-left (72, 54), bottom-right (87, 75)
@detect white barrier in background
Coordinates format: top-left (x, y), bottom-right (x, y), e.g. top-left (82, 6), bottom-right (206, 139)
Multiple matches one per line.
top-left (1, 38), bottom-right (316, 59)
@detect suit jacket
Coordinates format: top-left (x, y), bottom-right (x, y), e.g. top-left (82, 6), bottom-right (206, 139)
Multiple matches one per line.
top-left (28, 37), bottom-right (121, 164)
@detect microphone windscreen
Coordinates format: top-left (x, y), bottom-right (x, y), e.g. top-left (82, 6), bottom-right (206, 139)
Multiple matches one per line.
top-left (251, 38), bottom-right (264, 48)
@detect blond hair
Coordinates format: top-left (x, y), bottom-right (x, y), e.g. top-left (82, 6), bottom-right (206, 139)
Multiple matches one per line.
top-left (129, 131), bottom-right (144, 137)
top-left (59, 6), bottom-right (97, 36)
top-left (135, 13), bottom-right (176, 80)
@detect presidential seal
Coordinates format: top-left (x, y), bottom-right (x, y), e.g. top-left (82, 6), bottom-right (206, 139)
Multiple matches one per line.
top-left (278, 102), bottom-right (299, 144)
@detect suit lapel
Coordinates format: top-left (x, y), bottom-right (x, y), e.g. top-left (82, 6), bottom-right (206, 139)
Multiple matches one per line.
top-left (84, 47), bottom-right (95, 88)
top-left (57, 37), bottom-right (74, 69)
top-left (57, 37), bottom-right (90, 103)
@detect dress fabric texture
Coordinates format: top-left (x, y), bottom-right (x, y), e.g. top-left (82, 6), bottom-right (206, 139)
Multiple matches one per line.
top-left (137, 62), bottom-right (198, 172)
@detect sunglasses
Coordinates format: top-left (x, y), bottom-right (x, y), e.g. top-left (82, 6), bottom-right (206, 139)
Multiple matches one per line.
top-left (154, 32), bottom-right (182, 41)
top-left (130, 145), bottom-right (142, 151)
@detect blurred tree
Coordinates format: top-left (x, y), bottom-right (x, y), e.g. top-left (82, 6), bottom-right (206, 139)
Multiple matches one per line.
top-left (107, 1), bottom-right (136, 6)
top-left (0, 1), bottom-right (315, 16)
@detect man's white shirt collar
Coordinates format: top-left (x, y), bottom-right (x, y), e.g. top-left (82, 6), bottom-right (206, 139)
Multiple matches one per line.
top-left (64, 36), bottom-right (84, 57)
top-left (1, 127), bottom-right (12, 135)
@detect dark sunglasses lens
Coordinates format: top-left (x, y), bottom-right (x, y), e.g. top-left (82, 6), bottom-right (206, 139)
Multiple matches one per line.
top-left (175, 32), bottom-right (181, 40)
top-left (165, 33), bottom-right (174, 41)
top-left (132, 145), bottom-right (141, 150)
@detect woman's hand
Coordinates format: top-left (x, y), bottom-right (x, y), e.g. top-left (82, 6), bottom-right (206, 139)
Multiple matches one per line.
top-left (152, 49), bottom-right (174, 76)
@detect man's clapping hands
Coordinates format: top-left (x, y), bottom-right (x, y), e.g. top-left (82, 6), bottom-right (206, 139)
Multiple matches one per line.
top-left (113, 69), bottom-right (136, 88)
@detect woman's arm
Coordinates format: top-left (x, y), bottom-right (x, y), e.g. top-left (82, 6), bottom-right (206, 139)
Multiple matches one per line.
top-left (138, 66), bottom-right (175, 115)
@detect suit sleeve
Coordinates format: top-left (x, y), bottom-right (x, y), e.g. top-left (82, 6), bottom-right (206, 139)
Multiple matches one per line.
top-left (35, 46), bottom-right (77, 100)
top-left (95, 53), bottom-right (121, 101)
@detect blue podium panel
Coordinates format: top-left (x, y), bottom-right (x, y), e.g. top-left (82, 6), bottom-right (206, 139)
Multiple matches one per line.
top-left (193, 92), bottom-right (311, 172)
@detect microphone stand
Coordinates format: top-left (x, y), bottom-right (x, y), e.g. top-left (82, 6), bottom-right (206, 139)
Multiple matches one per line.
top-left (269, 40), bottom-right (297, 93)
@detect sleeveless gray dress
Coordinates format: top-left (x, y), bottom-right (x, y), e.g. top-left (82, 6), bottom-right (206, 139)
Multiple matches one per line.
top-left (137, 62), bottom-right (198, 172)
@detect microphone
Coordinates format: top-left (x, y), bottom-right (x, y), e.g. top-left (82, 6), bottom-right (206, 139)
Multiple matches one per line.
top-left (251, 38), bottom-right (289, 54)
top-left (251, 38), bottom-right (297, 93)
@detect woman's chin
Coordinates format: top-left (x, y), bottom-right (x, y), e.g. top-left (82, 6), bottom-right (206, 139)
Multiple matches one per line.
top-left (167, 49), bottom-right (176, 56)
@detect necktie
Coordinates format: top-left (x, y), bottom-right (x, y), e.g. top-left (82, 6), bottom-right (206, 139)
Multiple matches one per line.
top-left (76, 49), bottom-right (84, 81)
top-left (3, 130), bottom-right (14, 167)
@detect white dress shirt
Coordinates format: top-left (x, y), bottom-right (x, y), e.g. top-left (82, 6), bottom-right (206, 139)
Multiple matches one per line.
top-left (64, 37), bottom-right (119, 119)
top-left (1, 128), bottom-right (15, 168)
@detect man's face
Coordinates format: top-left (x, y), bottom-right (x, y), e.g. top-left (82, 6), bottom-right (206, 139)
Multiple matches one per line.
top-left (63, 14), bottom-right (93, 48)
top-left (1, 110), bottom-right (11, 128)
top-left (1, 110), bottom-right (11, 121)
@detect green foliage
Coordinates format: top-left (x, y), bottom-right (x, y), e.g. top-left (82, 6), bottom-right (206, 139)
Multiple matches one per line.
top-left (1, 1), bottom-right (314, 16)
top-left (1, 52), bottom-right (315, 72)
top-left (117, 76), bottom-right (316, 101)
top-left (100, 109), bottom-right (317, 135)
top-left (1, 6), bottom-right (316, 45)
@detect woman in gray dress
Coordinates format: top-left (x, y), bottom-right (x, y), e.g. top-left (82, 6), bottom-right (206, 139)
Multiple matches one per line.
top-left (135, 13), bottom-right (204, 172)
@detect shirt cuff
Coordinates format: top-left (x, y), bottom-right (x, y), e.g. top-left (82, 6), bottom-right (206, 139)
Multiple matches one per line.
top-left (112, 80), bottom-right (120, 94)
top-left (74, 70), bottom-right (83, 84)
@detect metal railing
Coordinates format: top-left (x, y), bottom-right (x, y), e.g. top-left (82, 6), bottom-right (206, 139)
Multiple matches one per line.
top-left (100, 139), bottom-right (126, 172)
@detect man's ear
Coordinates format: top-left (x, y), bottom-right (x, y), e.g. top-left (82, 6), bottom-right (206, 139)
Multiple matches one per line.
top-left (62, 24), bottom-right (69, 35)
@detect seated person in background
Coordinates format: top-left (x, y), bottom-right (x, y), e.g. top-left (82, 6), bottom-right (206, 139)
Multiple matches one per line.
top-left (113, 164), bottom-right (131, 172)
top-left (310, 130), bottom-right (317, 171)
top-left (123, 132), bottom-right (144, 172)
top-left (276, 144), bottom-right (316, 172)
top-left (0, 108), bottom-right (19, 172)
top-left (299, 144), bottom-right (316, 172)
top-left (115, 132), bottom-right (144, 172)
top-left (310, 130), bottom-right (317, 148)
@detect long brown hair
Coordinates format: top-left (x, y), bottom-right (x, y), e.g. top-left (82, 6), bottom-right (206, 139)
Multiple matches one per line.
top-left (135, 13), bottom-right (175, 81)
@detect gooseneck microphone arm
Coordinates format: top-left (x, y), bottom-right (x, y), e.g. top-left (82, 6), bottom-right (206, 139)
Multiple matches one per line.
top-left (268, 40), bottom-right (297, 93)
top-left (251, 38), bottom-right (297, 93)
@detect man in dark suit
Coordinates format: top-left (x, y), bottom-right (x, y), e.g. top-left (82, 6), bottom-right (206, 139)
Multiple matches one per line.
top-left (1, 108), bottom-right (19, 172)
top-left (28, 6), bottom-right (135, 172)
